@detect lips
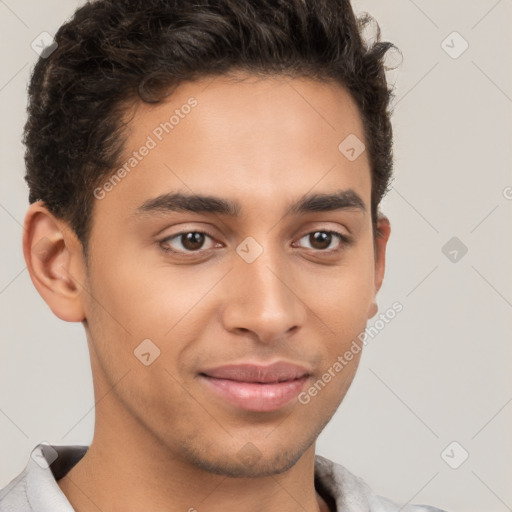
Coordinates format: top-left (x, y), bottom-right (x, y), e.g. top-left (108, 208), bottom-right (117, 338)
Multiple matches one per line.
top-left (201, 362), bottom-right (310, 383)
top-left (199, 362), bottom-right (311, 412)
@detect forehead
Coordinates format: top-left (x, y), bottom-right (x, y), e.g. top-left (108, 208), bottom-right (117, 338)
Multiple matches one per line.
top-left (93, 73), bottom-right (371, 222)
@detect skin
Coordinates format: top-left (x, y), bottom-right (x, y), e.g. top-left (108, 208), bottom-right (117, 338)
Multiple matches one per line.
top-left (23, 73), bottom-right (390, 512)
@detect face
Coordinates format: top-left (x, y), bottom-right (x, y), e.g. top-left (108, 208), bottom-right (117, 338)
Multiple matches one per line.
top-left (74, 74), bottom-right (387, 477)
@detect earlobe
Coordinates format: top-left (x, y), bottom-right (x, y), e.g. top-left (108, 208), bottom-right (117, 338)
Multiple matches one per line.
top-left (367, 300), bottom-right (378, 319)
top-left (23, 202), bottom-right (86, 322)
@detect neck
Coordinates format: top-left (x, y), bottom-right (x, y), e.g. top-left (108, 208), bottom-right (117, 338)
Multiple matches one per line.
top-left (57, 373), bottom-right (332, 512)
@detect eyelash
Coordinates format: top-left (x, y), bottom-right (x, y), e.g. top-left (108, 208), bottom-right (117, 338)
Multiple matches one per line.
top-left (159, 229), bottom-right (353, 257)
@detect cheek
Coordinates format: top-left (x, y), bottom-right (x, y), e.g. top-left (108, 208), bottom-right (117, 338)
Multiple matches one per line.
top-left (86, 244), bottom-right (172, 336)
top-left (85, 251), bottom-right (222, 379)
top-left (314, 245), bottom-right (375, 336)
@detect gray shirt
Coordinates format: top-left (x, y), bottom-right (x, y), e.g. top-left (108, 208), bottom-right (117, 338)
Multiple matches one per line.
top-left (0, 443), bottom-right (447, 512)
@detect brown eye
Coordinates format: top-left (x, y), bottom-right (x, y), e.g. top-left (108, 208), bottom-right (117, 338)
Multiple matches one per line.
top-left (309, 231), bottom-right (333, 250)
top-left (180, 232), bottom-right (206, 251)
top-left (296, 230), bottom-right (349, 252)
top-left (160, 231), bottom-right (216, 254)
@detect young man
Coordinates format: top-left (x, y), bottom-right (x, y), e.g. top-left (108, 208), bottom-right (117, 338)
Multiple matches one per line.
top-left (0, 0), bottom-right (447, 511)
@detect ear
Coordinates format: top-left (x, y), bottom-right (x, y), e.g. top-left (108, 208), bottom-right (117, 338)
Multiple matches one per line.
top-left (367, 211), bottom-right (391, 319)
top-left (22, 201), bottom-right (86, 322)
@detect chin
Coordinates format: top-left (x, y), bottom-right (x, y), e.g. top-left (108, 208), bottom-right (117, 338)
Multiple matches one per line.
top-left (194, 451), bottom-right (303, 478)
top-left (181, 437), bottom-right (313, 478)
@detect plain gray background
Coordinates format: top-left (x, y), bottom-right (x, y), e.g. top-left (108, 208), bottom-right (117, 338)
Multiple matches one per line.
top-left (1, 1), bottom-right (511, 511)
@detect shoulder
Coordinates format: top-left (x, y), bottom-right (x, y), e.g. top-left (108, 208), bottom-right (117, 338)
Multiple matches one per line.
top-left (314, 454), bottom-right (448, 512)
top-left (0, 466), bottom-right (31, 512)
top-left (0, 443), bottom-right (86, 512)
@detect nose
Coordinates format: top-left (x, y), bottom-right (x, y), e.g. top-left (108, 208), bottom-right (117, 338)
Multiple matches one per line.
top-left (220, 242), bottom-right (308, 344)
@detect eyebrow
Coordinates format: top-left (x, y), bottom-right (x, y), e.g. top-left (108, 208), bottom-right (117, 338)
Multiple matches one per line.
top-left (134, 189), bottom-right (366, 218)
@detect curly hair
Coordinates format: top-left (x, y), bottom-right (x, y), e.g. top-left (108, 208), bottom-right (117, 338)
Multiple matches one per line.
top-left (24, 0), bottom-right (400, 258)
